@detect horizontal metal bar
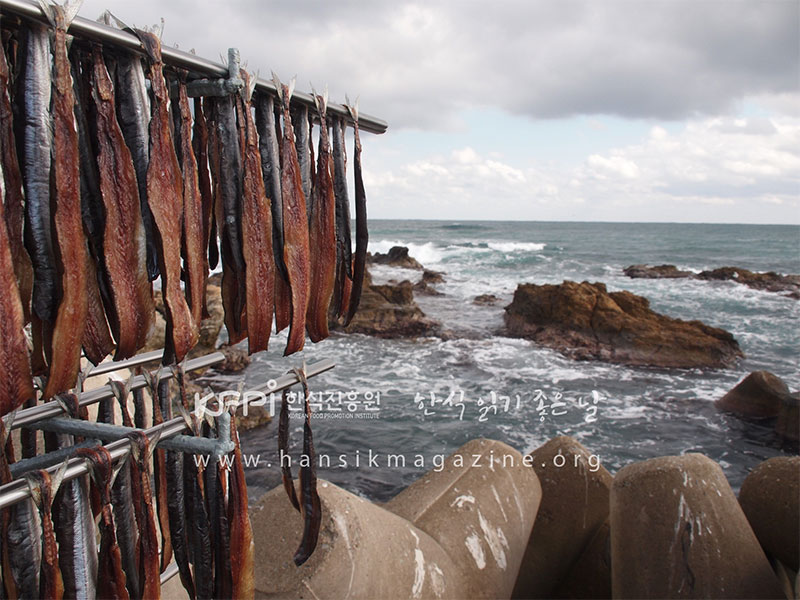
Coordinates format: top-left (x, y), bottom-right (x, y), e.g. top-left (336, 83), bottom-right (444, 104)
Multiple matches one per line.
top-left (160, 562), bottom-right (180, 586)
top-left (0, 0), bottom-right (388, 135)
top-left (9, 439), bottom-right (100, 478)
top-left (85, 349), bottom-right (164, 377)
top-left (0, 358), bottom-right (335, 509)
top-left (4, 352), bottom-right (225, 431)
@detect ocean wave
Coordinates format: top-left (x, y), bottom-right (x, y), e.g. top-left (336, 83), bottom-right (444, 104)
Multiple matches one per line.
top-left (488, 242), bottom-right (547, 252)
top-left (368, 240), bottom-right (446, 265)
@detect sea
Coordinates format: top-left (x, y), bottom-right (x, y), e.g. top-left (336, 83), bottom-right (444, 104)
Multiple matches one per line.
top-left (206, 220), bottom-right (800, 503)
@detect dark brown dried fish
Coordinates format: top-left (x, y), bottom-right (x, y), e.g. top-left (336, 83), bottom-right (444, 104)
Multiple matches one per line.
top-left (75, 446), bottom-right (130, 600)
top-left (239, 72), bottom-right (274, 354)
top-left (0, 42), bottom-right (33, 322)
top-left (41, 3), bottom-right (88, 399)
top-left (306, 94), bottom-right (336, 342)
top-left (293, 369), bottom-right (321, 566)
top-left (136, 30), bottom-right (198, 363)
top-left (229, 414), bottom-right (254, 598)
top-left (27, 469), bottom-right (64, 600)
top-left (193, 97), bottom-right (215, 307)
top-left (275, 79), bottom-right (310, 355)
top-left (127, 431), bottom-right (161, 600)
top-left (90, 43), bottom-right (155, 360)
top-left (345, 103), bottom-right (369, 325)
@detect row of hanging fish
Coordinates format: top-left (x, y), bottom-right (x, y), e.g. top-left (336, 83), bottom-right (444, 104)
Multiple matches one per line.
top-left (0, 4), bottom-right (370, 418)
top-left (0, 368), bottom-right (256, 600)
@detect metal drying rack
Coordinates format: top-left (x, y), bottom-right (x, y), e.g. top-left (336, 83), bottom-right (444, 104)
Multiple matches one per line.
top-left (0, 0), bottom-right (389, 135)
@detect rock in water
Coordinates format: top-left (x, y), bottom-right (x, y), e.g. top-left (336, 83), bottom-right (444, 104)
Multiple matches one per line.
top-left (413, 269), bottom-right (445, 296)
top-left (697, 267), bottom-right (800, 295)
top-left (512, 436), bottom-right (612, 599)
top-left (624, 264), bottom-right (694, 279)
top-left (369, 246), bottom-right (424, 270)
top-left (473, 294), bottom-right (500, 306)
top-left (775, 392), bottom-right (799, 447)
top-left (738, 456), bottom-right (800, 571)
top-left (335, 279), bottom-right (440, 338)
top-left (610, 454), bottom-right (784, 599)
top-left (503, 281), bottom-right (743, 369)
top-left (715, 371), bottom-right (790, 419)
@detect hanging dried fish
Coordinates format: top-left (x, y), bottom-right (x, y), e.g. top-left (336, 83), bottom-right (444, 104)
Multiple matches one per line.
top-left (17, 17), bottom-right (57, 327)
top-left (75, 446), bottom-right (130, 600)
top-left (41, 1), bottom-right (88, 400)
top-left (90, 43), bottom-right (155, 360)
top-left (0, 164), bottom-right (33, 417)
top-left (27, 468), bottom-right (65, 600)
top-left (135, 30), bottom-right (198, 363)
top-left (193, 97), bottom-right (216, 288)
top-left (213, 457), bottom-right (232, 600)
top-left (0, 41), bottom-right (33, 322)
top-left (238, 71), bottom-right (274, 354)
top-left (183, 434), bottom-right (213, 599)
top-left (274, 76), bottom-right (310, 355)
top-left (107, 19), bottom-right (159, 282)
top-left (127, 431), bottom-right (161, 600)
top-left (331, 115), bottom-right (353, 320)
top-left (255, 93), bottom-right (291, 334)
top-left (174, 73), bottom-right (206, 327)
top-left (294, 368), bottom-right (321, 566)
top-left (229, 411), bottom-right (254, 598)
top-left (212, 92), bottom-right (248, 344)
top-left (292, 104), bottom-right (312, 205)
top-left (306, 91), bottom-right (336, 342)
top-left (345, 101), bottom-right (369, 325)
top-left (142, 370), bottom-right (173, 574)
top-left (202, 97), bottom-right (221, 273)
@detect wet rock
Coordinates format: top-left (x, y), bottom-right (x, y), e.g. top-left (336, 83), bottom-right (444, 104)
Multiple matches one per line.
top-left (386, 438), bottom-right (542, 600)
top-left (552, 520), bottom-right (611, 599)
top-left (335, 278), bottom-right (440, 338)
top-left (216, 344), bottom-right (251, 373)
top-left (775, 392), bottom-right (799, 447)
top-left (413, 269), bottom-right (446, 296)
top-left (195, 279), bottom-right (224, 353)
top-left (610, 454), bottom-right (784, 599)
top-left (503, 280), bottom-right (743, 369)
top-left (697, 267), bottom-right (800, 295)
top-left (624, 264), bottom-right (694, 279)
top-left (739, 456), bottom-right (800, 571)
top-left (624, 264), bottom-right (800, 297)
top-left (513, 436), bottom-right (612, 599)
top-left (473, 294), bottom-right (500, 306)
top-left (369, 245), bottom-right (423, 269)
top-left (716, 371), bottom-right (790, 419)
top-left (234, 404), bottom-right (272, 431)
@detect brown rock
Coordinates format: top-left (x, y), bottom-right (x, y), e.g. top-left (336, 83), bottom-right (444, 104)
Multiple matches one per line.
top-left (473, 294), bottom-right (500, 306)
top-left (142, 308), bottom-right (167, 353)
top-left (624, 264), bottom-right (694, 279)
top-left (370, 245), bottom-right (424, 269)
top-left (413, 270), bottom-right (446, 296)
top-left (196, 281), bottom-right (224, 352)
top-left (336, 278), bottom-right (440, 338)
top-left (739, 456), bottom-right (800, 571)
top-left (610, 454), bottom-right (784, 599)
top-left (234, 404), bottom-right (272, 431)
top-left (216, 344), bottom-right (251, 372)
top-left (513, 436), bottom-right (612, 599)
top-left (775, 392), bottom-right (799, 447)
top-left (504, 280), bottom-right (743, 369)
top-left (716, 371), bottom-right (790, 419)
top-left (697, 267), bottom-right (800, 295)
top-left (552, 520), bottom-right (612, 599)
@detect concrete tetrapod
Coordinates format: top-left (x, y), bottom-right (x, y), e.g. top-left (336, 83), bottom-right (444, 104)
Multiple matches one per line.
top-left (610, 454), bottom-right (785, 599)
top-left (512, 436), bottom-right (612, 598)
top-left (385, 438), bottom-right (542, 600)
top-left (250, 479), bottom-right (465, 599)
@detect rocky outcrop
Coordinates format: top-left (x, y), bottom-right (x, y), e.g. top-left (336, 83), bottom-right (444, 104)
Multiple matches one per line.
top-left (369, 246), bottom-right (423, 270)
top-left (715, 371), bottom-right (790, 419)
top-left (503, 280), bottom-right (743, 369)
top-left (610, 454), bottom-right (785, 599)
top-left (624, 264), bottom-right (694, 279)
top-left (413, 269), bottom-right (445, 296)
top-left (473, 294), bottom-right (500, 306)
top-left (335, 278), bottom-right (440, 338)
top-left (739, 456), bottom-right (800, 571)
top-left (776, 392), bottom-right (799, 447)
top-left (624, 264), bottom-right (800, 296)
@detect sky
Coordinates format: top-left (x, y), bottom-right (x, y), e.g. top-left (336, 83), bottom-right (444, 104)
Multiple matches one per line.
top-left (75, 0), bottom-right (799, 224)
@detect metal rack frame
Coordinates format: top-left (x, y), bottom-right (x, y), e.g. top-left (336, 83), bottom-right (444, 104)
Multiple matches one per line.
top-left (0, 0), bottom-right (388, 134)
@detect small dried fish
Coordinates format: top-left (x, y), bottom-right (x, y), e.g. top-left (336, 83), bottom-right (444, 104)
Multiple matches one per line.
top-left (345, 101), bottom-right (369, 325)
top-left (27, 469), bottom-right (65, 600)
top-left (228, 414), bottom-right (254, 598)
top-left (127, 431), bottom-right (161, 600)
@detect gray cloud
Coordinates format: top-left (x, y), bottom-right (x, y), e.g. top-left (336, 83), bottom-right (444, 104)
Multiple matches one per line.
top-left (77, 0), bottom-right (798, 130)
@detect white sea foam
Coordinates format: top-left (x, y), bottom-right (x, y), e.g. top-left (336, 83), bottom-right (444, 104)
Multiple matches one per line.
top-left (369, 240), bottom-right (446, 265)
top-left (487, 242), bottom-right (546, 252)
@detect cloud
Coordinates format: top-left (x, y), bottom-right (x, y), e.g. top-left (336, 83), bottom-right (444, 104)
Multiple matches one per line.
top-left (77, 0), bottom-right (798, 129)
top-left (363, 116), bottom-right (800, 223)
